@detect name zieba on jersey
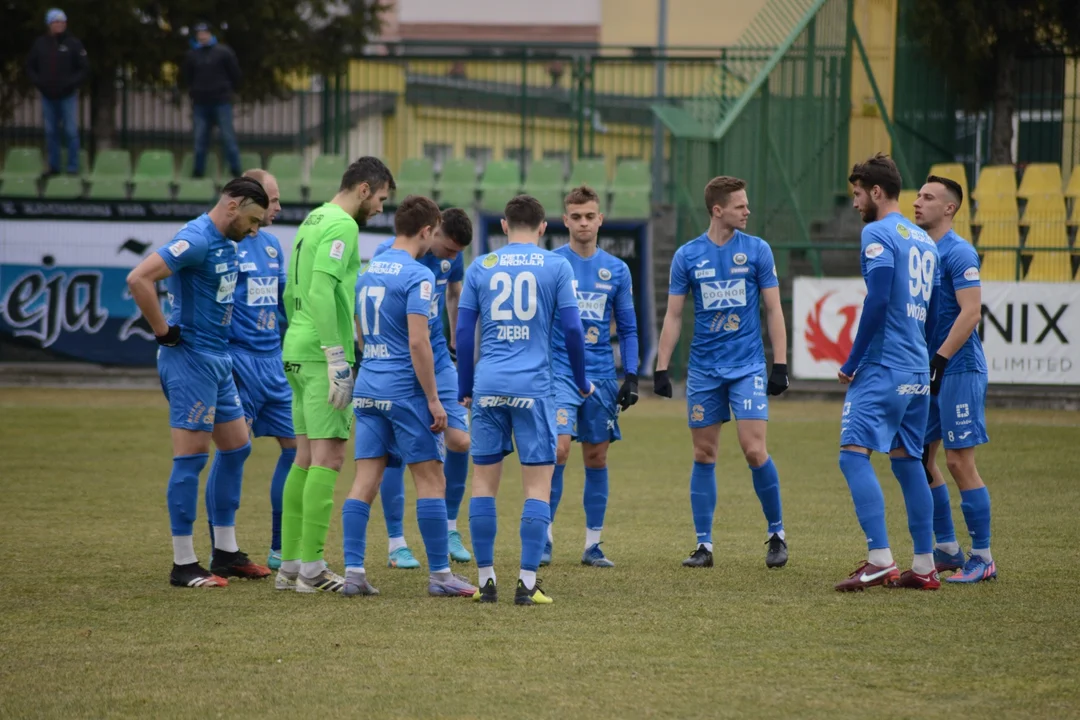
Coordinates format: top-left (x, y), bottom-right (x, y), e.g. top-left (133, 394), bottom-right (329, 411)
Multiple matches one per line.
top-left (353, 397), bottom-right (393, 411)
top-left (477, 395), bottom-right (536, 409)
top-left (701, 279), bottom-right (747, 310)
top-left (367, 260), bottom-right (404, 275)
top-left (497, 325), bottom-right (531, 343)
top-left (246, 276), bottom-right (278, 306)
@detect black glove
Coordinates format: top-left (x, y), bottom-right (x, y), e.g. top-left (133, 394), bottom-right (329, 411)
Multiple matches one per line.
top-left (616, 373), bottom-right (639, 411)
top-left (155, 325), bottom-right (181, 347)
top-left (653, 369), bottom-right (672, 398)
top-left (449, 344), bottom-right (457, 363)
top-left (766, 363), bottom-right (789, 396)
top-left (929, 353), bottom-right (948, 396)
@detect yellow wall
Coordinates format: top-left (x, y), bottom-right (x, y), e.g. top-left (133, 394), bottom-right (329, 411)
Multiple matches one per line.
top-left (847, 0), bottom-right (898, 177)
top-left (600, 0), bottom-right (767, 49)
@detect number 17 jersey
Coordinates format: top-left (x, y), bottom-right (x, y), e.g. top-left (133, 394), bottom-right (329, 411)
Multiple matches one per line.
top-left (460, 243), bottom-right (578, 398)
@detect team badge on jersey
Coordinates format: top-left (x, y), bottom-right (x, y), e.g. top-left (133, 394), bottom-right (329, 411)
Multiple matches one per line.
top-left (441, 259), bottom-right (451, 274)
top-left (896, 223), bottom-right (911, 239)
top-left (168, 240), bottom-right (190, 257)
top-left (733, 252), bottom-right (748, 265)
top-left (598, 267), bottom-right (612, 281)
top-left (865, 243), bottom-right (885, 259)
top-left (723, 313), bottom-right (740, 331)
top-left (329, 240), bottom-right (345, 260)
top-left (265, 246), bottom-right (278, 258)
top-left (420, 281), bottom-right (433, 301)
top-left (482, 253), bottom-right (499, 269)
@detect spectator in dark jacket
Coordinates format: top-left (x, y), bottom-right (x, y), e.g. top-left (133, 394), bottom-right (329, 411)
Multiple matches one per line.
top-left (26, 9), bottom-right (88, 176)
top-left (182, 23), bottom-right (242, 178)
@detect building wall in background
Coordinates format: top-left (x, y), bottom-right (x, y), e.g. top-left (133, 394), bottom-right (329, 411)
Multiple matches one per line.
top-left (847, 0), bottom-right (898, 173)
top-left (600, 0), bottom-right (767, 48)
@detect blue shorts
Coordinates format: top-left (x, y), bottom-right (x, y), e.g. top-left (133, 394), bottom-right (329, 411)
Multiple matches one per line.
top-left (353, 395), bottom-right (446, 468)
top-left (232, 350), bottom-right (294, 439)
top-left (554, 376), bottom-right (621, 444)
top-left (686, 365), bottom-right (768, 427)
top-left (158, 345), bottom-right (245, 431)
top-left (925, 371), bottom-right (989, 449)
top-left (437, 364), bottom-right (469, 434)
top-left (471, 395), bottom-right (557, 465)
top-left (840, 364), bottom-right (930, 457)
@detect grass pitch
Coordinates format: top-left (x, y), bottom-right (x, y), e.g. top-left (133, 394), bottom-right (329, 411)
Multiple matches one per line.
top-left (1, 388), bottom-right (1078, 719)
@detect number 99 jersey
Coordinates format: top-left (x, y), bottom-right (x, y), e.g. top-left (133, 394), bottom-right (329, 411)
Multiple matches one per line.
top-left (857, 212), bottom-right (940, 373)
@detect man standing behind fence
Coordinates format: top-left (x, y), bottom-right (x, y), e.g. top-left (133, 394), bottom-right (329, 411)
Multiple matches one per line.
top-left (182, 22), bottom-right (242, 179)
top-left (26, 9), bottom-right (88, 177)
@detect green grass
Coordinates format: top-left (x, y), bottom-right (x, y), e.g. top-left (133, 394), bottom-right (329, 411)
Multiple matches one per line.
top-left (1, 388), bottom-right (1078, 719)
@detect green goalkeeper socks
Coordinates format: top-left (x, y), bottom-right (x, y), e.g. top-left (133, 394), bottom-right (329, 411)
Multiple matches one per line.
top-left (301, 466), bottom-right (339, 563)
top-left (280, 464), bottom-right (308, 562)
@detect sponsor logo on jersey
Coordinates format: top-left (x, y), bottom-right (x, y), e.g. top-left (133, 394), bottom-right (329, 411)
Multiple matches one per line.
top-left (773, 265), bottom-right (778, 277)
top-left (329, 239), bottom-right (345, 260)
top-left (441, 259), bottom-right (451, 274)
top-left (246, 276), bottom-right (278, 306)
top-left (477, 395), bottom-right (536, 409)
top-left (865, 242), bottom-right (885, 259)
top-left (843, 401), bottom-right (851, 416)
top-left (577, 292), bottom-right (608, 320)
top-left (964, 267), bottom-right (980, 281)
top-left (896, 223), bottom-right (911, 239)
top-left (419, 281), bottom-right (433, 301)
top-left (695, 268), bottom-right (716, 279)
top-left (723, 313), bottom-right (740, 332)
top-left (690, 404), bottom-right (705, 422)
top-left (956, 403), bottom-right (970, 418)
top-left (556, 408), bottom-right (569, 425)
top-left (598, 267), bottom-right (612, 281)
top-left (239, 262), bottom-right (258, 272)
top-left (482, 253), bottom-right (499, 269)
top-left (733, 252), bottom-right (748, 265)
top-left (367, 260), bottom-right (403, 275)
top-left (168, 240), bottom-right (190, 257)
top-left (585, 326), bottom-right (600, 344)
top-left (429, 293), bottom-right (441, 319)
top-left (265, 246), bottom-right (278, 258)
top-left (958, 431), bottom-right (972, 440)
top-left (701, 279), bottom-right (746, 310)
top-left (729, 267), bottom-right (750, 274)
top-left (754, 376), bottom-right (765, 391)
top-left (215, 262), bottom-right (229, 274)
top-left (695, 259), bottom-right (709, 268)
top-left (353, 397), bottom-right (393, 411)
top-left (499, 253), bottom-right (545, 267)
top-left (203, 406), bottom-right (216, 425)
top-left (216, 272), bottom-right (238, 304)
top-left (896, 383), bottom-right (930, 395)
top-left (595, 282), bottom-right (612, 290)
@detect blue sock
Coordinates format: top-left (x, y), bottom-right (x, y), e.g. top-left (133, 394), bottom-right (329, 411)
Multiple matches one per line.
top-left (931, 483), bottom-right (956, 545)
top-left (469, 496), bottom-right (497, 568)
top-left (520, 498), bottom-right (551, 572)
top-left (750, 456), bottom-right (783, 534)
top-left (444, 450), bottom-right (469, 523)
top-left (380, 463), bottom-right (406, 539)
top-left (891, 457), bottom-right (934, 556)
top-left (417, 498), bottom-right (450, 572)
top-left (549, 463), bottom-right (566, 523)
top-left (270, 447), bottom-right (295, 552)
top-left (341, 498), bottom-right (371, 569)
top-left (690, 461), bottom-right (717, 545)
top-left (960, 486), bottom-right (992, 551)
top-left (583, 466), bottom-right (608, 531)
top-left (204, 442), bottom-right (251, 527)
top-left (838, 450), bottom-right (889, 550)
top-left (168, 453), bottom-right (209, 536)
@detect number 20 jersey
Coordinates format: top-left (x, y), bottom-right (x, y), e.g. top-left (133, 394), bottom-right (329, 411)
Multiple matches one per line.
top-left (857, 211), bottom-right (940, 373)
top-left (460, 243), bottom-right (578, 399)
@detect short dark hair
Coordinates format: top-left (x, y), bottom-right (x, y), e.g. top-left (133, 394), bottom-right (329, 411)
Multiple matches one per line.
top-left (849, 153), bottom-right (902, 200)
top-left (704, 176), bottom-right (746, 213)
top-left (441, 208), bottom-right (473, 247)
top-left (394, 195), bottom-right (441, 237)
top-left (221, 177), bottom-right (269, 209)
top-left (925, 174), bottom-right (964, 210)
top-left (564, 185), bottom-right (601, 209)
top-left (341, 156), bottom-right (396, 194)
top-left (504, 194), bottom-right (546, 231)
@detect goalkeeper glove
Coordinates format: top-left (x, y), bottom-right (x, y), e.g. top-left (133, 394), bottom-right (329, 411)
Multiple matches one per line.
top-left (323, 345), bottom-right (354, 411)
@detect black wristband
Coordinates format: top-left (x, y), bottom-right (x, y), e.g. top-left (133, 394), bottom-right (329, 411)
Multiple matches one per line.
top-left (772, 363), bottom-right (788, 375)
top-left (155, 325), bottom-right (181, 347)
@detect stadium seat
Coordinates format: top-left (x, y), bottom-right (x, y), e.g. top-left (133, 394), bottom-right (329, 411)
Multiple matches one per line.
top-left (306, 178), bottom-right (339, 204)
top-left (132, 178), bottom-right (173, 201)
top-left (239, 151), bottom-right (262, 174)
top-left (613, 158), bottom-right (651, 192)
top-left (978, 250), bottom-right (1021, 281)
top-left (267, 153), bottom-right (303, 182)
top-left (310, 155), bottom-right (346, 181)
top-left (524, 159), bottom-right (565, 193)
top-left (62, 148), bottom-right (91, 177)
top-left (133, 149), bottom-right (175, 181)
top-left (1020, 194), bottom-right (1068, 247)
top-left (435, 157), bottom-right (478, 195)
top-left (609, 190), bottom-right (651, 219)
top-left (972, 165), bottom-right (1016, 199)
top-left (88, 177), bottom-right (129, 200)
top-left (974, 194), bottom-right (1020, 247)
top-left (175, 177), bottom-right (216, 203)
top-left (180, 152), bottom-right (220, 180)
top-left (1066, 168), bottom-right (1080, 199)
top-left (1025, 251), bottom-right (1072, 282)
top-left (394, 157), bottom-right (435, 199)
top-left (91, 149), bottom-right (132, 179)
top-left (928, 162), bottom-right (970, 198)
top-left (566, 157), bottom-right (609, 193)
top-left (2, 147), bottom-right (43, 180)
top-left (529, 188), bottom-right (565, 217)
top-left (1, 176), bottom-right (40, 198)
top-left (479, 160), bottom-right (521, 212)
top-left (277, 179), bottom-right (305, 204)
top-left (953, 213), bottom-right (973, 242)
top-left (43, 175), bottom-right (83, 199)
top-left (1070, 201), bottom-right (1080, 229)
top-left (1018, 163), bottom-right (1063, 198)
top-left (897, 190), bottom-right (919, 224)
top-left (438, 183), bottom-right (476, 209)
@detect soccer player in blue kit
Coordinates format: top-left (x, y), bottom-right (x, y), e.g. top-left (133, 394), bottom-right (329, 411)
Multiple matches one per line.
top-left (373, 208), bottom-right (474, 570)
top-left (457, 195), bottom-right (593, 605)
top-left (834, 154), bottom-right (941, 592)
top-left (547, 185), bottom-right (639, 568)
top-left (339, 196), bottom-right (477, 598)
top-left (222, 169), bottom-right (296, 571)
top-left (126, 178), bottom-right (272, 588)
top-left (913, 175), bottom-right (996, 584)
top-left (653, 176), bottom-right (791, 570)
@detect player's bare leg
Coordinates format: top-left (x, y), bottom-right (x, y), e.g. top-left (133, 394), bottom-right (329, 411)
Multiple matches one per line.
top-left (206, 418), bottom-right (269, 580)
top-left (737, 419), bottom-right (787, 567)
top-left (835, 445), bottom-right (900, 591)
top-left (683, 424), bottom-right (720, 568)
top-left (924, 440), bottom-right (964, 571)
top-left (580, 441), bottom-right (614, 567)
top-left (516, 463), bottom-right (555, 604)
top-left (470, 460), bottom-right (503, 602)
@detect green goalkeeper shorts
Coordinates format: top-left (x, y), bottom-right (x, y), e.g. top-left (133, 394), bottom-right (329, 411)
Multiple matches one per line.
top-left (284, 360), bottom-right (353, 440)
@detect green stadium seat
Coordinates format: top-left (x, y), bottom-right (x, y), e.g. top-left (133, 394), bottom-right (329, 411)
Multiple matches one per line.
top-left (438, 184), bottom-right (476, 209)
top-left (43, 175), bottom-right (83, 199)
top-left (306, 178), bottom-right (340, 204)
top-left (1, 176), bottom-right (40, 198)
top-left (180, 152), bottom-right (220, 180)
top-left (394, 157), bottom-right (435, 199)
top-left (310, 155), bottom-right (346, 181)
top-left (134, 149), bottom-right (175, 180)
top-left (530, 188), bottom-right (565, 217)
top-left (132, 178), bottom-right (173, 201)
top-left (524, 159), bottom-right (564, 192)
top-left (240, 151), bottom-right (263, 174)
top-left (2, 147), bottom-right (43, 180)
top-left (277, 179), bottom-right (305, 204)
top-left (609, 190), bottom-right (651, 219)
top-left (88, 177), bottom-right (129, 200)
top-left (566, 157), bottom-right (609, 193)
top-left (268, 153), bottom-right (303, 182)
top-left (175, 177), bottom-right (216, 203)
top-left (91, 149), bottom-right (132, 179)
top-left (436, 158), bottom-right (477, 193)
top-left (478, 160), bottom-right (522, 212)
top-left (612, 159), bottom-right (651, 193)
top-left (62, 149), bottom-right (91, 177)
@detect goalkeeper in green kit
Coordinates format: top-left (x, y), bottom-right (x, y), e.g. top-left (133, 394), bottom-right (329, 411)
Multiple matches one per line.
top-left (276, 157), bottom-right (395, 593)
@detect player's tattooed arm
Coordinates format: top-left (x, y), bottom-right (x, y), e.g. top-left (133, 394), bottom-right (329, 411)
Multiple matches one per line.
top-left (126, 253), bottom-right (175, 341)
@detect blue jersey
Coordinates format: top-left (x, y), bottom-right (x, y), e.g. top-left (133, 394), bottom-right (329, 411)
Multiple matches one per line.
top-left (157, 214), bottom-right (239, 356)
top-left (354, 248), bottom-right (437, 399)
top-left (228, 229), bottom-right (287, 355)
top-left (460, 243), bottom-right (577, 398)
top-left (550, 245), bottom-right (637, 380)
top-left (857, 212), bottom-right (941, 372)
top-left (932, 231), bottom-right (986, 375)
top-left (373, 238), bottom-right (464, 372)
top-left (668, 231), bottom-right (778, 372)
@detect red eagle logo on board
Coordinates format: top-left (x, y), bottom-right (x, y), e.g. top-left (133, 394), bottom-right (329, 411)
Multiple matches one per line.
top-left (804, 291), bottom-right (859, 365)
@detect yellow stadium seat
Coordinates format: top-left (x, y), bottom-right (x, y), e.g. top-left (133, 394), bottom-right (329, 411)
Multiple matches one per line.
top-left (1070, 201), bottom-right (1080, 228)
top-left (1066, 169), bottom-right (1080, 199)
top-left (1018, 163), bottom-right (1064, 198)
top-left (928, 162), bottom-right (970, 198)
top-left (1024, 252), bottom-right (1073, 282)
top-left (898, 190), bottom-right (919, 224)
top-left (1020, 194), bottom-right (1068, 247)
top-left (973, 165), bottom-right (1017, 199)
top-left (953, 213), bottom-right (972, 241)
top-left (974, 194), bottom-right (1020, 247)
top-left (979, 251), bottom-right (1021, 281)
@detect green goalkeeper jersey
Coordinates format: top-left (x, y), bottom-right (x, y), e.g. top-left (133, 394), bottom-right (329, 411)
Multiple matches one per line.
top-left (282, 203), bottom-right (361, 363)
